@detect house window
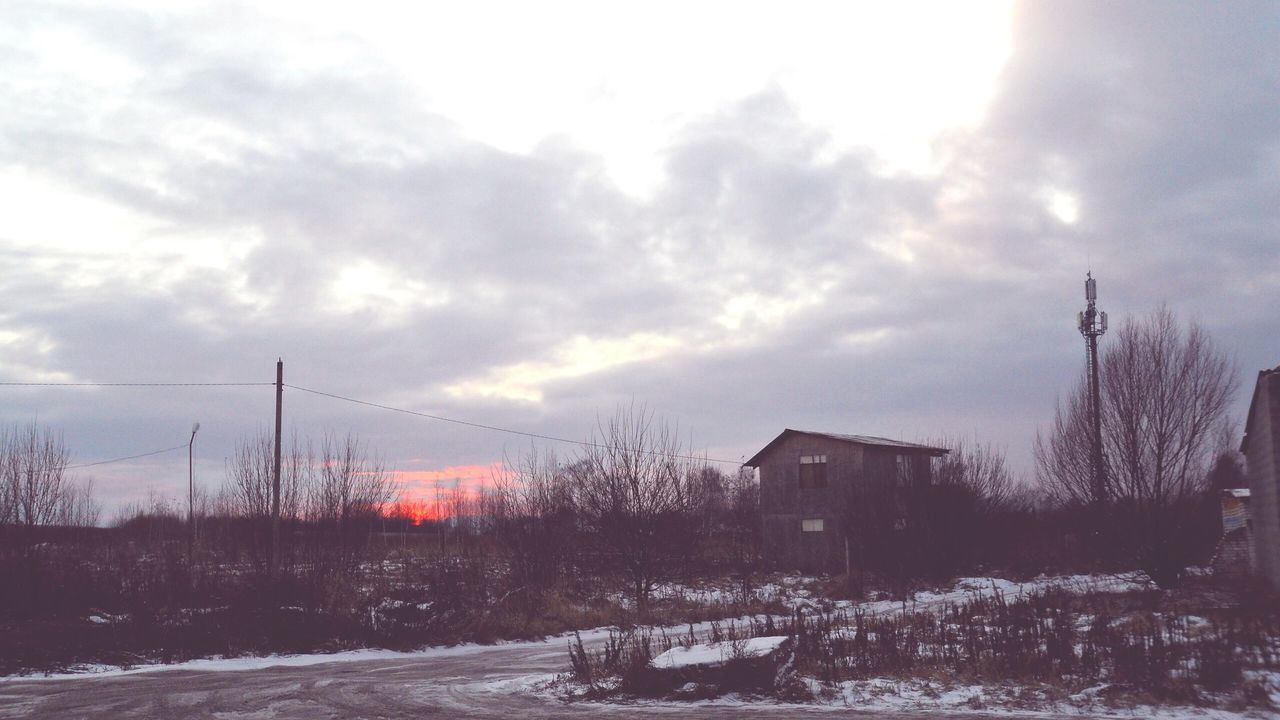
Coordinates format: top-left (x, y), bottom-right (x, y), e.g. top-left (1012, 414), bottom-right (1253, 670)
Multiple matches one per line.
top-left (799, 454), bottom-right (827, 489)
top-left (895, 454), bottom-right (914, 488)
top-left (801, 518), bottom-right (825, 532)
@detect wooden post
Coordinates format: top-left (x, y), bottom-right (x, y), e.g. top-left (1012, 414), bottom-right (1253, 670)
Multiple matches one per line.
top-left (271, 359), bottom-right (283, 578)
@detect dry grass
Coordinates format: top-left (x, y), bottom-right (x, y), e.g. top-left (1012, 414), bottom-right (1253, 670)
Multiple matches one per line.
top-left (564, 579), bottom-right (1280, 709)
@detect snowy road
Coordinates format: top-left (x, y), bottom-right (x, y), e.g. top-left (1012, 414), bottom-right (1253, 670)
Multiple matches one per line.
top-left (1, 638), bottom-right (978, 719)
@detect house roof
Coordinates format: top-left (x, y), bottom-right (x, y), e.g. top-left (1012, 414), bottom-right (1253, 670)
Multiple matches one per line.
top-left (1241, 366), bottom-right (1280, 454)
top-left (743, 429), bottom-right (949, 467)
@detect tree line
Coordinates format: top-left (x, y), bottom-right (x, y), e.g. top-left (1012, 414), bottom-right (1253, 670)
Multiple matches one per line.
top-left (0, 305), bottom-right (1247, 623)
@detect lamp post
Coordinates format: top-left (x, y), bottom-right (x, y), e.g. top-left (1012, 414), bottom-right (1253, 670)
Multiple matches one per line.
top-left (188, 422), bottom-right (200, 564)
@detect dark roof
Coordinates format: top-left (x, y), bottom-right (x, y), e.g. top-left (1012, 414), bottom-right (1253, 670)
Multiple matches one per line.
top-left (1241, 366), bottom-right (1280, 454)
top-left (743, 428), bottom-right (949, 467)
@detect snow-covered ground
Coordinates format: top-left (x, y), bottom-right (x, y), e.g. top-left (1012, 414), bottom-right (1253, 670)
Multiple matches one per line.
top-left (2, 644), bottom-right (503, 682)
top-left (13, 569), bottom-right (1275, 720)
top-left (810, 670), bottom-right (1280, 719)
top-left (598, 672), bottom-right (1280, 720)
top-left (652, 636), bottom-right (788, 669)
top-left (641, 570), bottom-right (1152, 616)
top-left (827, 571), bottom-right (1153, 615)
top-left (0, 624), bottom-right (618, 683)
top-left (554, 570), bottom-right (1280, 718)
top-left (10, 570), bottom-right (1155, 682)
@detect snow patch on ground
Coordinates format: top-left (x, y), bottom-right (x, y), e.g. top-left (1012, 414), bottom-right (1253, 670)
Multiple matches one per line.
top-left (3, 632), bottom-right (608, 683)
top-left (829, 571), bottom-right (1153, 616)
top-left (821, 676), bottom-right (1268, 719)
top-left (612, 574), bottom-right (816, 610)
top-left (84, 611), bottom-right (129, 625)
top-left (1244, 669), bottom-right (1280, 708)
top-left (547, 675), bottom-right (1272, 720)
top-left (5, 624), bottom-right (630, 682)
top-left (473, 672), bottom-right (559, 695)
top-left (3, 646), bottom-right (493, 682)
top-left (652, 636), bottom-right (788, 669)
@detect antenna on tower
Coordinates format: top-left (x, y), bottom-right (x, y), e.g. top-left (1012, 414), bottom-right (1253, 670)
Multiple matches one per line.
top-left (1078, 271), bottom-right (1107, 504)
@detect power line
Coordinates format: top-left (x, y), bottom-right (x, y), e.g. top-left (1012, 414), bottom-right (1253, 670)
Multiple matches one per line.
top-left (0, 382), bottom-right (271, 387)
top-left (285, 383), bottom-right (742, 466)
top-left (0, 376), bottom-right (745, 466)
top-left (0, 380), bottom-right (259, 472)
top-left (67, 443), bottom-right (188, 469)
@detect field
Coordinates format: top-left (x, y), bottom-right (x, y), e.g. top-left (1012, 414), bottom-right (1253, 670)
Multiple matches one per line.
top-left (7, 555), bottom-right (1278, 718)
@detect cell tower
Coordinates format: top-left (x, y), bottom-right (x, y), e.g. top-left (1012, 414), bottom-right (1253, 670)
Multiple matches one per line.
top-left (1076, 272), bottom-right (1108, 504)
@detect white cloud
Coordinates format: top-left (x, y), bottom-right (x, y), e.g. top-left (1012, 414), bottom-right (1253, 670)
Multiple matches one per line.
top-left (0, 0), bottom-right (1276, 516)
top-left (446, 332), bottom-right (684, 403)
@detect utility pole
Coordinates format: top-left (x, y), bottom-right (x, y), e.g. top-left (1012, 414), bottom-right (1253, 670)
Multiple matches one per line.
top-left (188, 422), bottom-right (200, 565)
top-left (1076, 272), bottom-right (1108, 505)
top-left (271, 359), bottom-right (283, 579)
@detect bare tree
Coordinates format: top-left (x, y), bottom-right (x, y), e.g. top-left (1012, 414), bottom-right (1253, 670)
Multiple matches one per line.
top-left (1036, 307), bottom-right (1236, 585)
top-left (932, 436), bottom-right (1016, 512)
top-left (308, 432), bottom-right (395, 564)
top-left (222, 429), bottom-right (314, 568)
top-left (0, 431), bottom-right (12, 528)
top-left (1035, 381), bottom-right (1099, 507)
top-left (447, 478), bottom-right (469, 549)
top-left (225, 431), bottom-right (273, 520)
top-left (568, 405), bottom-right (707, 611)
top-left (721, 466), bottom-right (761, 603)
top-left (2, 422), bottom-right (70, 538)
top-left (492, 447), bottom-right (577, 598)
top-left (1105, 309), bottom-right (1235, 508)
top-left (56, 477), bottom-right (101, 528)
top-left (225, 429), bottom-right (310, 522)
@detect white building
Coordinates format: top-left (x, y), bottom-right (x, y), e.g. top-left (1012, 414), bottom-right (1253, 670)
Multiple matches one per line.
top-left (1241, 366), bottom-right (1280, 587)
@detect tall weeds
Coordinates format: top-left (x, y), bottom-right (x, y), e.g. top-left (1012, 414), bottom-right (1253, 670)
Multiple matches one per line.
top-left (569, 587), bottom-right (1279, 701)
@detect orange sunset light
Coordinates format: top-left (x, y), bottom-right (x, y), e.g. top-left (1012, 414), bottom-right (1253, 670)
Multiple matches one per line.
top-left (386, 463), bottom-right (506, 524)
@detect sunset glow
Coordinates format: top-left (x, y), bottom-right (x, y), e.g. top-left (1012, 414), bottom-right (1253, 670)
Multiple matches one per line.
top-left (385, 463), bottom-right (506, 523)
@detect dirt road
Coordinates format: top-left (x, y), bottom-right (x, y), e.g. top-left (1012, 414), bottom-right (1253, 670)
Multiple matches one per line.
top-left (0, 639), bottom-right (1007, 719)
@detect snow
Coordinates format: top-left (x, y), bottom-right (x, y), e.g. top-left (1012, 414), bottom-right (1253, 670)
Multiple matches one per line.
top-left (473, 672), bottom-right (558, 695)
top-left (822, 676), bottom-right (1266, 719)
top-left (1244, 669), bottom-right (1280, 708)
top-left (651, 636), bottom-right (788, 669)
top-left (827, 571), bottom-right (1153, 617)
top-left (549, 673), bottom-right (1273, 720)
top-left (612, 574), bottom-right (816, 609)
top-left (84, 612), bottom-right (128, 625)
top-left (609, 570), bottom-right (1148, 617)
top-left (2, 646), bottom-right (490, 682)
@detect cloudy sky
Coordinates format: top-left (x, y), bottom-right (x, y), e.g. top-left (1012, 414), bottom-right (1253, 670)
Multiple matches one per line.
top-left (2, 1), bottom-right (1276, 516)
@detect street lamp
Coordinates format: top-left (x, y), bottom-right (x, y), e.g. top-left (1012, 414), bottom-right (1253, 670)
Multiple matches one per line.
top-left (188, 422), bottom-right (200, 564)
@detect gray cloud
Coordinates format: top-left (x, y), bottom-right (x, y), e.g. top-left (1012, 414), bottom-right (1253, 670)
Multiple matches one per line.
top-left (0, 1), bottom-right (1276, 514)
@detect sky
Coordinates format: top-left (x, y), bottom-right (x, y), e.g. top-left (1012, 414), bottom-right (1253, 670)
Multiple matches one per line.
top-left (1, 1), bottom-right (1277, 518)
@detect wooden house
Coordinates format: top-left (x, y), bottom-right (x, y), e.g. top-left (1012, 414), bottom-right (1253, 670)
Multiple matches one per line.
top-left (743, 429), bottom-right (948, 572)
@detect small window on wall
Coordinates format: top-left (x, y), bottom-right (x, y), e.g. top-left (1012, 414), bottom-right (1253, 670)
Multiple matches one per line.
top-left (799, 454), bottom-right (828, 488)
top-left (801, 518), bottom-right (824, 532)
top-left (896, 454), bottom-right (914, 488)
